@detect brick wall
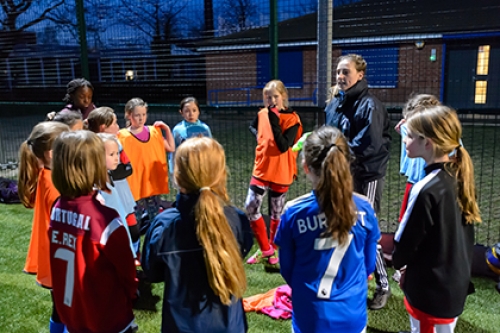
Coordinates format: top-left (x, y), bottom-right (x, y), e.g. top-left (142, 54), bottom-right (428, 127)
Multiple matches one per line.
top-left (205, 51), bottom-right (259, 106)
top-left (371, 43), bottom-right (442, 108)
top-left (204, 42), bottom-right (443, 108)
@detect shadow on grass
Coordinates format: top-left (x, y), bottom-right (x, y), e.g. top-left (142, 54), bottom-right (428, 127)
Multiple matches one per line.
top-left (133, 272), bottom-right (161, 312)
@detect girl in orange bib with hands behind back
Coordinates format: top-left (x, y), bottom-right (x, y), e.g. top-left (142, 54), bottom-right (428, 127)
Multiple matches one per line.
top-left (118, 98), bottom-right (175, 228)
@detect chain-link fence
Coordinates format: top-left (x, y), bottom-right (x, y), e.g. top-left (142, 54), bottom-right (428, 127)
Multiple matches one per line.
top-left (0, 0), bottom-right (499, 244)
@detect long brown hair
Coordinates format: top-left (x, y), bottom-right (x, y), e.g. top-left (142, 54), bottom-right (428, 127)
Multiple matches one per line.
top-left (174, 137), bottom-right (246, 305)
top-left (303, 126), bottom-right (356, 245)
top-left (52, 131), bottom-right (109, 198)
top-left (18, 122), bottom-right (70, 208)
top-left (407, 105), bottom-right (481, 224)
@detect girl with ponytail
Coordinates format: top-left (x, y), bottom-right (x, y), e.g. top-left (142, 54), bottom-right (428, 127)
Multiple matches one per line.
top-left (393, 105), bottom-right (480, 333)
top-left (275, 126), bottom-right (380, 333)
top-left (142, 136), bottom-right (252, 333)
top-left (18, 121), bottom-right (70, 333)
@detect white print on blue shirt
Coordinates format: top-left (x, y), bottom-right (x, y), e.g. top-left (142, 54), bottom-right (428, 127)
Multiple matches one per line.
top-left (297, 211), bottom-right (366, 234)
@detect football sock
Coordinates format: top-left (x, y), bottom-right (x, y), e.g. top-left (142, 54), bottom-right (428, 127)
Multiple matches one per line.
top-left (269, 218), bottom-right (280, 249)
top-left (250, 216), bottom-right (272, 253)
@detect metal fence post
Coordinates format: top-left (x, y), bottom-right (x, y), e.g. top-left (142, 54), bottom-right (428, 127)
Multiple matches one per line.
top-left (75, 0), bottom-right (90, 79)
top-left (317, 0), bottom-right (333, 109)
top-left (270, 0), bottom-right (278, 80)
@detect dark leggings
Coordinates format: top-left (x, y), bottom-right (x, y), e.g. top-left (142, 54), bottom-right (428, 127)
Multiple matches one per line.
top-left (50, 290), bottom-right (63, 323)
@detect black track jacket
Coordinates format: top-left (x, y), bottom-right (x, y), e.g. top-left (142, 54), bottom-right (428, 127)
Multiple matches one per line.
top-left (142, 193), bottom-right (253, 333)
top-left (325, 80), bottom-right (391, 182)
top-left (393, 163), bottom-right (475, 318)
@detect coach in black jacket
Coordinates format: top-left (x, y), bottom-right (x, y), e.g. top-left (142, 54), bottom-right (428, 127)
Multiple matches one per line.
top-left (325, 76), bottom-right (390, 214)
top-left (325, 54), bottom-right (391, 310)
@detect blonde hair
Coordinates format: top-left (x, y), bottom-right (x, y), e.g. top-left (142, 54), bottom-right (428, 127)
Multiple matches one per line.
top-left (403, 93), bottom-right (440, 119)
top-left (328, 53), bottom-right (368, 102)
top-left (86, 107), bottom-right (116, 133)
top-left (407, 105), bottom-right (481, 224)
top-left (174, 137), bottom-right (246, 305)
top-left (51, 131), bottom-right (109, 198)
top-left (303, 126), bottom-right (356, 245)
top-left (263, 80), bottom-right (289, 108)
top-left (18, 122), bottom-right (70, 208)
top-left (96, 132), bottom-right (118, 146)
top-left (124, 97), bottom-right (148, 127)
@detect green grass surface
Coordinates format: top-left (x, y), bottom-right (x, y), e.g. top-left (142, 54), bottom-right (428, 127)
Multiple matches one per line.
top-left (1, 204), bottom-right (499, 332)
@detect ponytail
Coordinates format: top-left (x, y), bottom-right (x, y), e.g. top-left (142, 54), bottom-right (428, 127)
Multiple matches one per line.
top-left (326, 85), bottom-right (340, 105)
top-left (17, 122), bottom-right (70, 208)
top-left (407, 105), bottom-right (481, 224)
top-left (316, 146), bottom-right (356, 245)
top-left (195, 189), bottom-right (246, 305)
top-left (304, 127), bottom-right (356, 245)
top-left (18, 141), bottom-right (40, 208)
top-left (174, 137), bottom-right (247, 305)
top-left (451, 146), bottom-right (481, 224)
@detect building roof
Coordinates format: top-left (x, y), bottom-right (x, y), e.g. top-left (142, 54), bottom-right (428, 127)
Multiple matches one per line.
top-left (198, 0), bottom-right (500, 50)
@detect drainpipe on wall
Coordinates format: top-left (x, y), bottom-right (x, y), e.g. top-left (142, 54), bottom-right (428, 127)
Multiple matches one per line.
top-left (440, 43), bottom-right (446, 103)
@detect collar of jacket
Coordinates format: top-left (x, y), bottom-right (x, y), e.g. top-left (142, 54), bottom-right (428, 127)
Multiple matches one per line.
top-left (337, 80), bottom-right (368, 107)
top-left (424, 162), bottom-right (445, 175)
top-left (175, 192), bottom-right (199, 212)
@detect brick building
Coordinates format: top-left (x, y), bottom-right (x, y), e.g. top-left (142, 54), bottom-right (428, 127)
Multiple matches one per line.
top-left (197, 0), bottom-right (500, 111)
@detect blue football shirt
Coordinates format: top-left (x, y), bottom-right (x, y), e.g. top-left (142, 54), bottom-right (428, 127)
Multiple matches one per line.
top-left (169, 120), bottom-right (212, 173)
top-left (275, 191), bottom-right (380, 333)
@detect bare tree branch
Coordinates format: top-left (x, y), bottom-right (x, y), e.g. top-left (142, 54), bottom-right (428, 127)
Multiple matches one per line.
top-left (17, 0), bottom-right (64, 31)
top-left (116, 0), bottom-right (188, 41)
top-left (217, 0), bottom-right (258, 34)
top-left (0, 0), bottom-right (65, 31)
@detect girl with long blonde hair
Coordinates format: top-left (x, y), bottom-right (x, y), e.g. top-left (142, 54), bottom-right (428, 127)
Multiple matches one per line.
top-left (393, 105), bottom-right (480, 333)
top-left (142, 136), bottom-right (252, 333)
top-left (275, 126), bottom-right (380, 333)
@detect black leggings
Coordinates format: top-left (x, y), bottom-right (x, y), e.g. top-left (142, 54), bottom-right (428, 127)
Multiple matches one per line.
top-left (50, 290), bottom-right (62, 323)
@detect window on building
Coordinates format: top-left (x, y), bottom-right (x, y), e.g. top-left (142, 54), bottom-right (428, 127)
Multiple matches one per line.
top-left (474, 81), bottom-right (487, 104)
top-left (257, 50), bottom-right (303, 88)
top-left (341, 47), bottom-right (399, 88)
top-left (476, 45), bottom-right (490, 76)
